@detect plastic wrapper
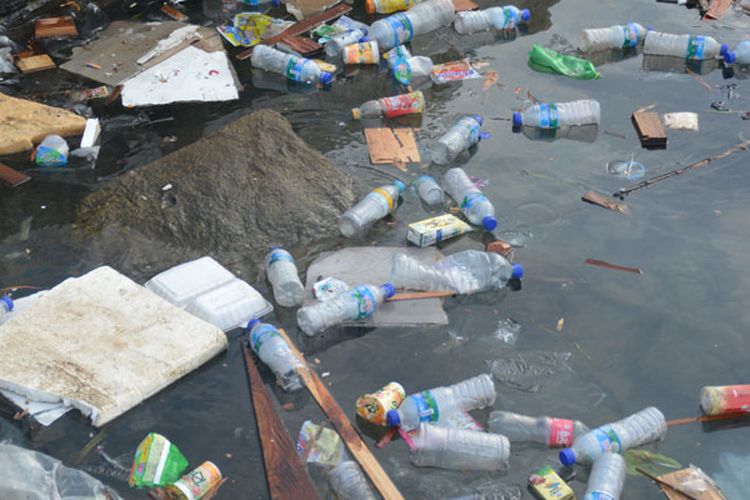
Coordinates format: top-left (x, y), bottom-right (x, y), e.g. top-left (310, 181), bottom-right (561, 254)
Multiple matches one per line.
top-left (528, 44), bottom-right (600, 80)
top-left (431, 59), bottom-right (481, 84)
top-left (129, 433), bottom-right (189, 487)
top-left (296, 420), bottom-right (346, 466)
top-left (218, 13), bottom-right (293, 47)
top-left (34, 135), bottom-right (69, 167)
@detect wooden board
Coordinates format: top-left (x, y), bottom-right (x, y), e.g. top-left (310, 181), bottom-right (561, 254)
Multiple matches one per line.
top-left (452, 0), bottom-right (479, 11)
top-left (15, 54), bottom-right (56, 74)
top-left (581, 191), bottom-right (630, 214)
top-left (632, 111), bottom-right (667, 149)
top-left (364, 128), bottom-right (420, 171)
top-left (275, 329), bottom-right (405, 500)
top-left (160, 4), bottom-right (188, 21)
top-left (34, 16), bottom-right (78, 39)
top-left (703, 0), bottom-right (732, 20)
top-left (279, 35), bottom-right (322, 57)
top-left (242, 343), bottom-right (319, 500)
top-left (657, 466), bottom-right (726, 500)
top-left (0, 163), bottom-right (31, 189)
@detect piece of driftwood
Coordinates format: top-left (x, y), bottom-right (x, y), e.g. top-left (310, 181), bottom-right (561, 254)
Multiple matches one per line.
top-left (364, 128), bottom-right (420, 171)
top-left (704, 0), bottom-right (732, 20)
top-left (581, 191), bottom-right (630, 214)
top-left (632, 111), bottom-right (667, 149)
top-left (388, 290), bottom-right (455, 301)
top-left (275, 329), bottom-right (404, 500)
top-left (278, 35), bottom-right (322, 56)
top-left (585, 258), bottom-right (642, 274)
top-left (34, 16), bottom-right (78, 39)
top-left (0, 163), bottom-right (31, 189)
top-left (242, 343), bottom-right (319, 500)
top-left (15, 54), bottom-right (56, 73)
top-left (160, 4), bottom-right (188, 21)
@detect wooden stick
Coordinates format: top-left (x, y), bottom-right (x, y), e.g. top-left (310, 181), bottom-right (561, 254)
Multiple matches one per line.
top-left (276, 329), bottom-right (405, 500)
top-left (585, 258), bottom-right (642, 274)
top-left (667, 412), bottom-right (750, 427)
top-left (241, 343), bottom-right (319, 500)
top-left (636, 467), bottom-right (701, 500)
top-left (388, 290), bottom-right (455, 302)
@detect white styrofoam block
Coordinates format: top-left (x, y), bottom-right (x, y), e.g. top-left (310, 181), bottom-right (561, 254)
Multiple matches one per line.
top-left (145, 256), bottom-right (235, 308)
top-left (186, 279), bottom-right (272, 332)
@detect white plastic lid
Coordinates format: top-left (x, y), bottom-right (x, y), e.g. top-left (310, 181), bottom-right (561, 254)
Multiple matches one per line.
top-left (186, 279), bottom-right (273, 332)
top-left (145, 257), bottom-right (235, 308)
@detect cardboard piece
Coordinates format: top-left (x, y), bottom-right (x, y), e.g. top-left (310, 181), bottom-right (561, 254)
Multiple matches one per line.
top-left (15, 54), bottom-right (56, 74)
top-left (632, 111), bottom-right (667, 149)
top-left (657, 466), bottom-right (726, 500)
top-left (34, 16), bottom-right (78, 39)
top-left (364, 128), bottom-right (420, 171)
top-left (704, 0), bottom-right (733, 20)
top-left (452, 0), bottom-right (479, 11)
top-left (286, 0), bottom-right (343, 21)
top-left (0, 163), bottom-right (31, 189)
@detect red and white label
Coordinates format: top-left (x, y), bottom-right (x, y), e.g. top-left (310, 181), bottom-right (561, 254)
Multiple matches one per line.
top-left (548, 418), bottom-right (575, 447)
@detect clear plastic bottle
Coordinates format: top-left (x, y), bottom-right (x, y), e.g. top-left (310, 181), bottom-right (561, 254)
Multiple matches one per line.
top-left (328, 461), bottom-right (377, 500)
top-left (411, 423), bottom-right (510, 471)
top-left (352, 91), bottom-right (425, 120)
top-left (454, 6), bottom-right (531, 35)
top-left (339, 180), bottom-right (405, 238)
top-left (576, 23), bottom-right (647, 52)
top-left (443, 167), bottom-right (498, 231)
top-left (369, 0), bottom-right (456, 52)
top-left (643, 31), bottom-right (733, 61)
top-left (247, 319), bottom-right (303, 392)
top-left (386, 373), bottom-right (496, 430)
top-left (512, 100), bottom-right (600, 129)
top-left (559, 407), bottom-right (667, 466)
top-left (264, 247), bottom-right (305, 307)
top-left (325, 29), bottom-right (367, 58)
top-left (584, 452), bottom-right (627, 500)
top-left (0, 296), bottom-right (13, 325)
top-left (296, 282), bottom-right (396, 336)
top-left (366, 0), bottom-right (416, 14)
top-left (413, 175), bottom-right (444, 205)
top-left (736, 40), bottom-right (750, 65)
top-left (251, 45), bottom-right (334, 85)
top-left (390, 250), bottom-right (523, 295)
top-left (488, 411), bottom-right (589, 447)
top-left (432, 115), bottom-right (486, 166)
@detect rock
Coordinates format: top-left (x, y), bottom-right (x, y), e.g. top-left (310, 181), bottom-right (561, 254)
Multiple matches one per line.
top-left (76, 110), bottom-right (360, 279)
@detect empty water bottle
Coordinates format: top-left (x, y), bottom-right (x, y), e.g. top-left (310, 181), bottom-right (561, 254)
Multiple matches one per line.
top-left (576, 23), bottom-right (647, 52)
top-left (386, 373), bottom-right (496, 430)
top-left (296, 282), bottom-right (396, 336)
top-left (328, 461), bottom-right (377, 500)
top-left (488, 411), bottom-right (589, 447)
top-left (411, 423), bottom-right (510, 471)
top-left (246, 319), bottom-right (303, 392)
top-left (736, 40), bottom-right (750, 65)
top-left (443, 167), bottom-right (498, 231)
top-left (0, 296), bottom-right (13, 325)
top-left (454, 6), bottom-right (531, 35)
top-left (369, 0), bottom-right (455, 52)
top-left (366, 0), bottom-right (415, 13)
top-left (339, 180), bottom-right (405, 238)
top-left (265, 247), bottom-right (305, 307)
top-left (513, 100), bottom-right (600, 129)
top-left (560, 407), bottom-right (667, 466)
top-left (413, 175), bottom-right (444, 205)
top-left (251, 45), bottom-right (334, 85)
top-left (432, 115), bottom-right (486, 166)
top-left (325, 29), bottom-right (367, 58)
top-left (584, 452), bottom-right (626, 500)
top-left (352, 91), bottom-right (425, 120)
top-left (643, 31), bottom-right (733, 62)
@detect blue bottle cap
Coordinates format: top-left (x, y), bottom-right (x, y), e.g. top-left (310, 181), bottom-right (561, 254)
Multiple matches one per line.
top-left (319, 72), bottom-right (334, 86)
top-left (720, 44), bottom-right (730, 59)
top-left (272, 0), bottom-right (280, 5)
top-left (479, 132), bottom-right (491, 141)
top-left (520, 9), bottom-right (531, 22)
top-left (512, 111), bottom-right (522, 128)
top-left (511, 264), bottom-right (524, 280)
top-left (0, 295), bottom-right (13, 311)
top-left (482, 215), bottom-right (498, 231)
top-left (470, 114), bottom-right (484, 126)
top-left (559, 448), bottom-right (576, 466)
top-left (646, 25), bottom-right (654, 32)
top-left (359, 36), bottom-right (369, 43)
top-left (381, 282), bottom-right (396, 299)
top-left (393, 180), bottom-right (406, 193)
top-left (246, 318), bottom-right (260, 331)
top-left (724, 51), bottom-right (736, 65)
top-left (386, 409), bottom-right (400, 427)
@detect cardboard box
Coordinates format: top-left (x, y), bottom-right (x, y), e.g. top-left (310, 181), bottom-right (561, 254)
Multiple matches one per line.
top-left (528, 465), bottom-right (576, 500)
top-left (407, 214), bottom-right (472, 247)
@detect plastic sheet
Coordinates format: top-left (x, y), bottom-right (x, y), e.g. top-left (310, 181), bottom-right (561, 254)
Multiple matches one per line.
top-left (528, 44), bottom-right (600, 80)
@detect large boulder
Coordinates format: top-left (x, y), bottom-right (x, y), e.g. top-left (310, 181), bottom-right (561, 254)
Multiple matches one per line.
top-left (77, 109), bottom-right (360, 279)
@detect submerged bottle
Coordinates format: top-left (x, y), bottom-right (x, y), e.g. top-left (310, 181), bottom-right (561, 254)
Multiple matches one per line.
top-left (488, 411), bottom-right (589, 447)
top-left (386, 373), bottom-right (496, 430)
top-left (560, 407), bottom-right (667, 466)
top-left (352, 91), bottom-right (425, 120)
top-left (513, 100), bottom-right (600, 129)
top-left (413, 175), bottom-right (444, 205)
top-left (736, 40), bottom-right (750, 65)
top-left (643, 31), bottom-right (733, 61)
top-left (324, 29), bottom-right (367, 58)
top-left (247, 319), bottom-right (303, 392)
top-left (454, 6), bottom-right (531, 35)
top-left (443, 167), bottom-right (497, 231)
top-left (369, 0), bottom-right (456, 52)
top-left (339, 180), bottom-right (405, 238)
top-left (328, 461), bottom-right (377, 500)
top-left (0, 296), bottom-right (13, 325)
top-left (411, 423), bottom-right (510, 471)
top-left (584, 452), bottom-right (627, 500)
top-left (577, 23), bottom-right (647, 52)
top-left (432, 115), bottom-right (486, 166)
top-left (366, 0), bottom-right (416, 14)
top-left (296, 282), bottom-right (396, 336)
top-left (265, 247), bottom-right (305, 307)
top-left (251, 45), bottom-right (334, 85)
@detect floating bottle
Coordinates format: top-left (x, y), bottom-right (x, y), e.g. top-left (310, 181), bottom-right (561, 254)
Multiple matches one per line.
top-left (643, 31), bottom-right (733, 62)
top-left (443, 167), bottom-right (497, 231)
top-left (366, 0), bottom-right (416, 14)
top-left (488, 411), bottom-right (589, 447)
top-left (700, 385), bottom-right (750, 416)
top-left (369, 0), bottom-right (455, 52)
top-left (0, 296), bottom-right (13, 325)
top-left (352, 91), bottom-right (425, 120)
top-left (583, 452), bottom-right (626, 500)
top-left (454, 6), bottom-right (531, 35)
top-left (410, 423), bottom-right (511, 471)
top-left (324, 29), bottom-right (367, 58)
top-left (265, 247), bottom-right (305, 307)
top-left (328, 461), bottom-right (377, 500)
top-left (513, 100), bottom-right (600, 129)
top-left (735, 40), bottom-right (750, 65)
top-left (339, 180), bottom-right (405, 238)
top-left (432, 115), bottom-right (486, 166)
top-left (413, 175), bottom-right (444, 206)
top-left (577, 23), bottom-right (647, 52)
top-left (247, 319), bottom-right (303, 392)
top-left (251, 45), bottom-right (334, 85)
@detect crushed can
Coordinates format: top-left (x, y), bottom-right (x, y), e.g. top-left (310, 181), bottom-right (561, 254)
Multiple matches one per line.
top-left (167, 461), bottom-right (223, 500)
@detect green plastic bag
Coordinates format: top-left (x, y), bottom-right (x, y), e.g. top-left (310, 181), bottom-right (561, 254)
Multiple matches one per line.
top-left (528, 44), bottom-right (601, 80)
top-left (129, 433), bottom-right (189, 488)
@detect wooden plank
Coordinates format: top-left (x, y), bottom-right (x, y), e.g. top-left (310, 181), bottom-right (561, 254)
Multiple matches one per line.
top-left (275, 328), bottom-right (405, 500)
top-left (34, 16), bottom-right (78, 39)
top-left (279, 35), bottom-right (322, 56)
top-left (585, 258), bottom-right (642, 274)
top-left (452, 0), bottom-right (479, 11)
top-left (15, 54), bottom-right (56, 74)
top-left (388, 290), bottom-right (455, 301)
top-left (581, 191), bottom-right (630, 215)
top-left (0, 163), bottom-right (31, 189)
top-left (364, 128), bottom-right (420, 171)
top-left (632, 111), bottom-right (667, 149)
top-left (241, 343), bottom-right (319, 500)
top-left (160, 4), bottom-right (188, 21)
top-left (236, 3), bottom-right (351, 60)
top-left (703, 0), bottom-right (732, 19)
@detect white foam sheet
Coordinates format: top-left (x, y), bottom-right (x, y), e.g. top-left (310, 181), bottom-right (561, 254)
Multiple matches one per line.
top-left (0, 266), bottom-right (227, 427)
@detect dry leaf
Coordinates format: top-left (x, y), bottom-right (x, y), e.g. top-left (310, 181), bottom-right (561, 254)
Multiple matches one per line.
top-left (482, 71), bottom-right (498, 91)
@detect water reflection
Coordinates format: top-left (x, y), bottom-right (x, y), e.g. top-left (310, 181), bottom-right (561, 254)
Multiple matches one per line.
top-left (514, 124), bottom-right (598, 143)
top-left (642, 54), bottom-right (720, 76)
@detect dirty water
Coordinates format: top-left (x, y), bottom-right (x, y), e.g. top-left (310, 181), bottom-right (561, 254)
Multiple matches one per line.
top-left (2, 0), bottom-right (750, 498)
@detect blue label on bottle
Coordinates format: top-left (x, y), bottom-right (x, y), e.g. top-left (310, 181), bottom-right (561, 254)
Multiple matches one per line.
top-left (466, 121), bottom-right (481, 145)
top-left (411, 391), bottom-right (439, 423)
top-left (386, 15), bottom-right (414, 48)
top-left (502, 7), bottom-right (518, 29)
top-left (436, 229), bottom-right (443, 242)
top-left (686, 35), bottom-right (705, 60)
top-left (623, 23), bottom-right (640, 47)
top-left (585, 493), bottom-right (616, 500)
top-left (351, 286), bottom-right (377, 320)
top-left (593, 427), bottom-right (622, 454)
top-left (461, 192), bottom-right (487, 209)
top-left (267, 249), bottom-right (294, 266)
top-left (538, 103), bottom-right (559, 129)
top-left (286, 56), bottom-right (310, 82)
top-left (251, 324), bottom-right (280, 353)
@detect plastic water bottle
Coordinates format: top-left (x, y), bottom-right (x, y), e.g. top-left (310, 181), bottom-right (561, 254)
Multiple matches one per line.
top-left (413, 175), bottom-right (444, 205)
top-left (386, 373), bottom-right (496, 430)
top-left (454, 6), bottom-right (531, 35)
top-left (576, 23), bottom-right (647, 52)
top-left (584, 452), bottom-right (626, 500)
top-left (513, 100), bottom-right (600, 129)
top-left (328, 461), bottom-right (377, 500)
top-left (264, 247), bottom-right (305, 307)
top-left (488, 411), bottom-right (589, 447)
top-left (559, 407), bottom-right (667, 466)
top-left (369, 0), bottom-right (456, 52)
top-left (251, 45), bottom-right (334, 85)
top-left (431, 115), bottom-right (486, 166)
top-left (736, 40), bottom-right (750, 65)
top-left (411, 424), bottom-right (510, 471)
top-left (352, 91), bottom-right (425, 120)
top-left (366, 0), bottom-right (416, 14)
top-left (324, 29), bottom-right (367, 58)
top-left (296, 282), bottom-right (396, 336)
top-left (339, 180), bottom-right (405, 238)
top-left (643, 31), bottom-right (733, 62)
top-left (0, 296), bottom-right (13, 325)
top-left (443, 168), bottom-right (498, 231)
top-left (246, 319), bottom-right (303, 392)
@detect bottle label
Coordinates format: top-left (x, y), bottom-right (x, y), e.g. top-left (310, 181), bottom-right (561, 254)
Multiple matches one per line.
top-left (467, 121), bottom-right (481, 144)
top-left (548, 418), bottom-right (575, 447)
top-left (502, 7), bottom-right (518, 29)
top-left (538, 103), bottom-right (559, 129)
top-left (686, 35), bottom-right (705, 61)
top-left (411, 391), bottom-right (439, 423)
top-left (593, 427), bottom-right (622, 454)
top-left (371, 187), bottom-right (395, 211)
top-left (352, 286), bottom-right (377, 319)
top-left (343, 41), bottom-right (379, 64)
top-left (386, 15), bottom-right (414, 48)
top-left (251, 324), bottom-right (280, 353)
top-left (623, 23), bottom-right (640, 48)
top-left (286, 56), bottom-right (310, 82)
top-left (461, 192), bottom-right (487, 209)
top-left (267, 249), bottom-right (294, 266)
top-left (382, 92), bottom-right (425, 118)
top-left (587, 493), bottom-right (615, 500)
